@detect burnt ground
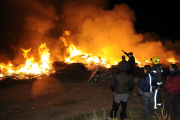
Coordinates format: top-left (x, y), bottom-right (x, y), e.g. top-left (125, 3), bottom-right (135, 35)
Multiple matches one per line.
top-left (0, 63), bottom-right (179, 120)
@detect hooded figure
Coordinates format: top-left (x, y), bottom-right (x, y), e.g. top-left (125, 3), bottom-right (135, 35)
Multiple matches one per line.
top-left (110, 62), bottom-right (133, 120)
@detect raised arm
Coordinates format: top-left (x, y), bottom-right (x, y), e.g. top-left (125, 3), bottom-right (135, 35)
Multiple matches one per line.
top-left (121, 50), bottom-right (128, 57)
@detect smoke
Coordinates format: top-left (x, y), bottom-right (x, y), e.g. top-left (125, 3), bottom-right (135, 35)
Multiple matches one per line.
top-left (62, 1), bottom-right (180, 66)
top-left (0, 0), bottom-right (59, 64)
top-left (0, 0), bottom-right (180, 67)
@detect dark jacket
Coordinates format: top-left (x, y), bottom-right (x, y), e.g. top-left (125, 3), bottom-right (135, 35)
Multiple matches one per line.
top-left (124, 52), bottom-right (135, 73)
top-left (165, 70), bottom-right (180, 94)
top-left (151, 64), bottom-right (163, 83)
top-left (111, 71), bottom-right (133, 94)
top-left (139, 73), bottom-right (157, 93)
top-left (117, 60), bottom-right (130, 72)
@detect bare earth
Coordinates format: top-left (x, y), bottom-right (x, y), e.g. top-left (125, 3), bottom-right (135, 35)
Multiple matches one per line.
top-left (0, 74), bottom-right (179, 120)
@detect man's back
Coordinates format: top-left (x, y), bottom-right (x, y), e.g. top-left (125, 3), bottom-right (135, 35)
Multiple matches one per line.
top-left (152, 64), bottom-right (163, 82)
top-left (128, 56), bottom-right (135, 73)
top-left (115, 72), bottom-right (131, 94)
top-left (117, 60), bottom-right (130, 71)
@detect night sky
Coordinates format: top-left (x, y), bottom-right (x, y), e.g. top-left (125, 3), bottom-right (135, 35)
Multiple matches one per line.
top-left (0, 0), bottom-right (180, 65)
top-left (108, 0), bottom-right (180, 41)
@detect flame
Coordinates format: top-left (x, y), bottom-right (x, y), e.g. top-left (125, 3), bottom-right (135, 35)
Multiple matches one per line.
top-left (60, 30), bottom-right (179, 68)
top-left (135, 59), bottom-right (143, 68)
top-left (21, 48), bottom-right (31, 59)
top-left (0, 30), bottom-right (179, 80)
top-left (167, 58), bottom-right (177, 64)
top-left (59, 30), bottom-right (70, 46)
top-left (65, 44), bottom-right (113, 68)
top-left (0, 43), bottom-right (54, 80)
top-left (61, 31), bottom-right (114, 68)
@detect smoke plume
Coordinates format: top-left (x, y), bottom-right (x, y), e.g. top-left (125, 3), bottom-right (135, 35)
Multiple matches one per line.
top-left (0, 0), bottom-right (179, 67)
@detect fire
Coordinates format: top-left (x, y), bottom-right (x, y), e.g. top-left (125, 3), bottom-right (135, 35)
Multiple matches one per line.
top-left (59, 30), bottom-right (70, 46)
top-left (137, 57), bottom-right (152, 67)
top-left (135, 59), bottom-right (143, 68)
top-left (60, 31), bottom-right (179, 69)
top-left (0, 30), bottom-right (179, 80)
top-left (167, 58), bottom-right (177, 64)
top-left (61, 31), bottom-right (115, 68)
top-left (17, 43), bottom-right (53, 75)
top-left (64, 43), bottom-right (113, 68)
top-left (0, 43), bottom-right (54, 80)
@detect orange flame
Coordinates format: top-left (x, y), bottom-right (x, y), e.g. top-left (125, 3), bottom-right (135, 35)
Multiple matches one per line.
top-left (60, 31), bottom-right (179, 68)
top-left (167, 58), bottom-right (177, 64)
top-left (0, 30), bottom-right (179, 80)
top-left (61, 31), bottom-right (115, 68)
top-left (0, 43), bottom-right (54, 80)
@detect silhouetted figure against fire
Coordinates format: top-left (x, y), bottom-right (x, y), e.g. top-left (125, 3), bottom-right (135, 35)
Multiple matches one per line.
top-left (117, 55), bottom-right (130, 72)
top-left (110, 62), bottom-right (133, 120)
top-left (150, 56), bottom-right (163, 110)
top-left (121, 50), bottom-right (135, 75)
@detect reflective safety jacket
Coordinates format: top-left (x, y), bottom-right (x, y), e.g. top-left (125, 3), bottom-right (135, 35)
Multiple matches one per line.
top-left (151, 64), bottom-right (163, 85)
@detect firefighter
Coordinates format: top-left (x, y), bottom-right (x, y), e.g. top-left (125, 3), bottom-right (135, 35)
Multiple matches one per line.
top-left (150, 56), bottom-right (163, 110)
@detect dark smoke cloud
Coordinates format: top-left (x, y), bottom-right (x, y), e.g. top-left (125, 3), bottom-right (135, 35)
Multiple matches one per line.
top-left (0, 0), bottom-right (179, 67)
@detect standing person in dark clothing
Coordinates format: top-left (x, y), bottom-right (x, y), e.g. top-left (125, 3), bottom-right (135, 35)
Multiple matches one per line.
top-left (139, 65), bottom-right (157, 119)
top-left (117, 55), bottom-right (130, 72)
top-left (110, 62), bottom-right (133, 120)
top-left (121, 50), bottom-right (135, 74)
top-left (164, 64), bottom-right (180, 119)
top-left (150, 56), bottom-right (163, 110)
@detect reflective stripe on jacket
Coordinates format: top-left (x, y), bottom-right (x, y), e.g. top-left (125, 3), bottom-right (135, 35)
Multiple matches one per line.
top-left (139, 73), bottom-right (158, 93)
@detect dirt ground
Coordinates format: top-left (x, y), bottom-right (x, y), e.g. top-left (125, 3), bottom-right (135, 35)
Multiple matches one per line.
top-left (0, 66), bottom-right (179, 120)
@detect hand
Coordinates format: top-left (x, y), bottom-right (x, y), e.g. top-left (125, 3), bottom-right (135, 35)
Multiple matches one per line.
top-left (121, 50), bottom-right (124, 52)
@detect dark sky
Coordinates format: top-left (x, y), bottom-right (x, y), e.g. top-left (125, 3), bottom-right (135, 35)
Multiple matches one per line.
top-left (108, 0), bottom-right (180, 41)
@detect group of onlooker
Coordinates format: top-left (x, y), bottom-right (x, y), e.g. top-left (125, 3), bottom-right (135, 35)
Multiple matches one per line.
top-left (110, 50), bottom-right (180, 120)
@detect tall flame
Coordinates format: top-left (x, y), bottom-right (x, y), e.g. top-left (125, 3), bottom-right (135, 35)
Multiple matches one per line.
top-left (0, 30), bottom-right (179, 80)
top-left (0, 43), bottom-right (54, 80)
top-left (59, 30), bottom-right (178, 69)
top-left (60, 31), bottom-right (114, 68)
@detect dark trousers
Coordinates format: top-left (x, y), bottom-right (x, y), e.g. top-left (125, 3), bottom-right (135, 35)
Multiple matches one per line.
top-left (142, 93), bottom-right (155, 119)
top-left (165, 92), bottom-right (179, 117)
top-left (110, 100), bottom-right (127, 119)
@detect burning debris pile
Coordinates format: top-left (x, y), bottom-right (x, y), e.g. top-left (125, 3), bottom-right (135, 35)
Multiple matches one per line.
top-left (52, 62), bottom-right (91, 82)
top-left (0, 30), bottom-right (178, 81)
top-left (51, 61), bottom-right (113, 83)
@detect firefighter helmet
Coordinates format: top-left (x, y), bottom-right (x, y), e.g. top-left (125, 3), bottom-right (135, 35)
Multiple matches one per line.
top-left (150, 56), bottom-right (160, 64)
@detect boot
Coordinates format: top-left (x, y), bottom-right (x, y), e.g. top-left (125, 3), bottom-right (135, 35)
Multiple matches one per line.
top-left (110, 100), bottom-right (120, 118)
top-left (120, 101), bottom-right (127, 119)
